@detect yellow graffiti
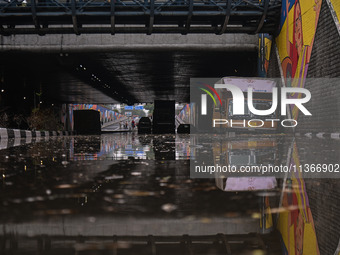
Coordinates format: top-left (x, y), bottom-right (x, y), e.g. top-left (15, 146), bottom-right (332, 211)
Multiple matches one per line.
top-left (277, 143), bottom-right (320, 255)
top-left (330, 0), bottom-right (340, 23)
top-left (276, 0), bottom-right (322, 120)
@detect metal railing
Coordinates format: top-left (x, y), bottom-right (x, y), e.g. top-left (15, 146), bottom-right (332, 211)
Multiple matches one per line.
top-left (0, 0), bottom-right (281, 35)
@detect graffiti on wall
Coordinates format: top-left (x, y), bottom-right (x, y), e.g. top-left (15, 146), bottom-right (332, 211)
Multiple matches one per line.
top-left (177, 103), bottom-right (196, 125)
top-left (277, 142), bottom-right (320, 255)
top-left (275, 1), bottom-right (322, 253)
top-left (65, 104), bottom-right (123, 130)
top-left (276, 0), bottom-right (322, 120)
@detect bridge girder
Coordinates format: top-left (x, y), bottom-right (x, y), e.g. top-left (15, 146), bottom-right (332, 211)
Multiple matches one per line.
top-left (0, 0), bottom-right (281, 35)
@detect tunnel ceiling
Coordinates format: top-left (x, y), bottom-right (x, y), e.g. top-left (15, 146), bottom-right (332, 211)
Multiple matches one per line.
top-left (1, 50), bottom-right (258, 104)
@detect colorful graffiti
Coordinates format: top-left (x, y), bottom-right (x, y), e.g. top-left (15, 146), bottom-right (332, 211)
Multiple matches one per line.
top-left (177, 103), bottom-right (196, 125)
top-left (276, 0), bottom-right (322, 120)
top-left (66, 104), bottom-right (123, 130)
top-left (277, 142), bottom-right (320, 255)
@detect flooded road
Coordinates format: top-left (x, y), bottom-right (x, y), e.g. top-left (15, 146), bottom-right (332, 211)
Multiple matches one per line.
top-left (0, 133), bottom-right (339, 255)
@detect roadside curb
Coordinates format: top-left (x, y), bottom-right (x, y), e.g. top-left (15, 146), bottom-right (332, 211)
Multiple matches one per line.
top-left (0, 128), bottom-right (74, 140)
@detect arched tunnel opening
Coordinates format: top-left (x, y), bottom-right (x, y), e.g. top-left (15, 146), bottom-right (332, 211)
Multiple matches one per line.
top-left (0, 49), bottom-right (258, 133)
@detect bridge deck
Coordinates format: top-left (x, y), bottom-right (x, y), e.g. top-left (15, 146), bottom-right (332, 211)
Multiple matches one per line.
top-left (0, 0), bottom-right (281, 35)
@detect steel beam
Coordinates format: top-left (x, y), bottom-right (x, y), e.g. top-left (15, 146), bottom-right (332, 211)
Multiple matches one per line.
top-left (147, 0), bottom-right (155, 35)
top-left (184, 0), bottom-right (193, 34)
top-left (110, 0), bottom-right (116, 34)
top-left (217, 0), bottom-right (231, 35)
top-left (71, 0), bottom-right (80, 35)
top-left (255, 0), bottom-right (269, 33)
top-left (0, 0), bottom-right (281, 35)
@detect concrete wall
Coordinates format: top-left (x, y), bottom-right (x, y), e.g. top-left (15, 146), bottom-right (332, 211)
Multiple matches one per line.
top-left (305, 179), bottom-right (340, 255)
top-left (297, 0), bottom-right (340, 133)
top-left (0, 33), bottom-right (258, 52)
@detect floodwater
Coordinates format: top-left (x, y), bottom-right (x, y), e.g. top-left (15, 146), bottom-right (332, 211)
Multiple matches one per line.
top-left (0, 133), bottom-right (339, 255)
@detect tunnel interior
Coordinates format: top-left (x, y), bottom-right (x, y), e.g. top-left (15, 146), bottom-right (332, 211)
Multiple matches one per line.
top-left (0, 50), bottom-right (258, 109)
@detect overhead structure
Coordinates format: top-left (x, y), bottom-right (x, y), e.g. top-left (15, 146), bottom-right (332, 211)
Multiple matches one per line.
top-left (0, 0), bottom-right (281, 35)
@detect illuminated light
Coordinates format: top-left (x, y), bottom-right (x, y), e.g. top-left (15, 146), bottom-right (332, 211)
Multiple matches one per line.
top-left (52, 157), bottom-right (55, 161)
top-left (2, 174), bottom-right (5, 178)
top-left (1, 89), bottom-right (4, 92)
top-left (52, 104), bottom-right (54, 106)
top-left (80, 65), bottom-right (83, 68)
top-left (23, 97), bottom-right (26, 99)
top-left (84, 68), bottom-right (86, 70)
top-left (24, 165), bottom-right (27, 171)
top-left (40, 160), bottom-right (43, 165)
top-left (40, 101), bottom-right (42, 104)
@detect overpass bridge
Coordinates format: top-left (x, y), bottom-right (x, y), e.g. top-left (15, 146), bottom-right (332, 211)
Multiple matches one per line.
top-left (0, 0), bottom-right (281, 35)
top-left (0, 1), bottom-right (340, 255)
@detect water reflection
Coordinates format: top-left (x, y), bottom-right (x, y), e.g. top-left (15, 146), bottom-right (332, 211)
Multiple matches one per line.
top-left (0, 133), bottom-right (339, 254)
top-left (211, 138), bottom-right (279, 191)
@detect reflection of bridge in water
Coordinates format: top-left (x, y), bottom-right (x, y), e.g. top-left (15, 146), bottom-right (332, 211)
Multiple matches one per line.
top-left (0, 133), bottom-right (339, 254)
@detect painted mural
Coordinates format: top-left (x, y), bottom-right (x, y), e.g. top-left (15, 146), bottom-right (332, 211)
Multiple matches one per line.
top-left (276, 0), bottom-right (322, 120)
top-left (275, 2), bottom-right (323, 252)
top-left (67, 104), bottom-right (123, 130)
top-left (177, 103), bottom-right (196, 125)
top-left (277, 142), bottom-right (320, 255)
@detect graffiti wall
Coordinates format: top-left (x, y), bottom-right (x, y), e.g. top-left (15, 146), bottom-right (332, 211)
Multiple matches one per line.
top-left (65, 104), bottom-right (123, 131)
top-left (275, 1), bottom-right (323, 253)
top-left (276, 0), bottom-right (322, 120)
top-left (177, 103), bottom-right (196, 125)
top-left (277, 142), bottom-right (320, 255)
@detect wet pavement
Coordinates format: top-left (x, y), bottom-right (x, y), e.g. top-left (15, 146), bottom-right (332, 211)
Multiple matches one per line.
top-left (0, 133), bottom-right (339, 254)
